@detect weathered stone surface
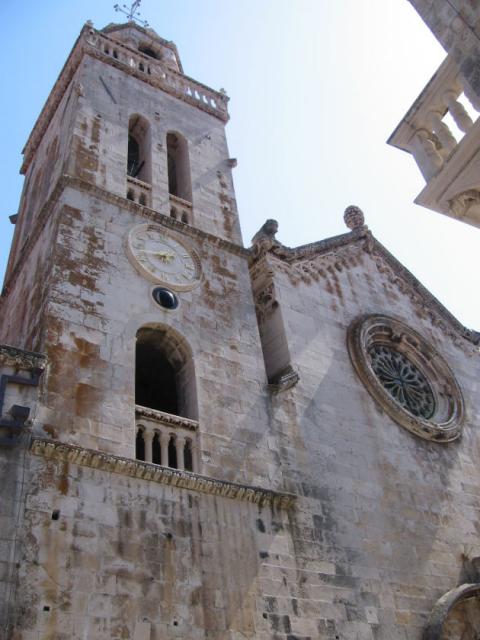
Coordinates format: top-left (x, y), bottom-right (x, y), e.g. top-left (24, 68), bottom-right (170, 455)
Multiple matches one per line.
top-left (1, 13), bottom-right (480, 640)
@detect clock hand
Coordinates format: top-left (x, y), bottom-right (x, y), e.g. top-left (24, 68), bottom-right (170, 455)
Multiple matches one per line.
top-left (139, 250), bottom-right (176, 264)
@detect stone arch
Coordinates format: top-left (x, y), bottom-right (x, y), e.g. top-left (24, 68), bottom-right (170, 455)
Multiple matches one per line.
top-left (424, 583), bottom-right (480, 640)
top-left (166, 131), bottom-right (192, 202)
top-left (127, 113), bottom-right (151, 183)
top-left (135, 324), bottom-right (197, 420)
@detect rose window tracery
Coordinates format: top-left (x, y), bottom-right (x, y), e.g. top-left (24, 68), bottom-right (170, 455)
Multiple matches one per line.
top-left (368, 345), bottom-right (435, 419)
top-left (347, 315), bottom-right (465, 443)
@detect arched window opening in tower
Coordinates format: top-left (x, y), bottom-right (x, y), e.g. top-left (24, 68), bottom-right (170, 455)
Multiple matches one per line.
top-left (127, 115), bottom-right (151, 183)
top-left (136, 338), bottom-right (178, 415)
top-left (139, 44), bottom-right (160, 60)
top-left (167, 132), bottom-right (192, 202)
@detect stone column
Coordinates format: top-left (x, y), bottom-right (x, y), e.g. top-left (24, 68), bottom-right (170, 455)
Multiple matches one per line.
top-left (143, 430), bottom-right (153, 463)
top-left (160, 432), bottom-right (169, 467)
top-left (443, 90), bottom-right (473, 132)
top-left (411, 129), bottom-right (444, 180)
top-left (176, 435), bottom-right (186, 471)
top-left (426, 111), bottom-right (457, 153)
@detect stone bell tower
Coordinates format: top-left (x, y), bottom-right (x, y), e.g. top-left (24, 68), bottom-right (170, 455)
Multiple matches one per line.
top-left (0, 18), bottom-right (293, 637)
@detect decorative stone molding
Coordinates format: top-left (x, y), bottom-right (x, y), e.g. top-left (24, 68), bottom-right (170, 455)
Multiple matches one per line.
top-left (248, 225), bottom-right (479, 350)
top-left (0, 345), bottom-right (47, 371)
top-left (449, 189), bottom-right (480, 219)
top-left (30, 438), bottom-right (296, 509)
top-left (135, 405), bottom-right (198, 432)
top-left (0, 346), bottom-right (46, 447)
top-left (0, 173), bottom-right (248, 302)
top-left (347, 314), bottom-right (465, 443)
top-left (424, 583), bottom-right (480, 640)
top-left (22, 22), bottom-right (229, 173)
top-left (343, 205), bottom-right (366, 230)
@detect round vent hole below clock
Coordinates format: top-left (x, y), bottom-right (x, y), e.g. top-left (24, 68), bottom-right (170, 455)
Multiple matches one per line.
top-left (152, 287), bottom-right (179, 310)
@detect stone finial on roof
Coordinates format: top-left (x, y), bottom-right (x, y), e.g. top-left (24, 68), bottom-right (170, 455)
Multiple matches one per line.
top-left (344, 205), bottom-right (365, 230)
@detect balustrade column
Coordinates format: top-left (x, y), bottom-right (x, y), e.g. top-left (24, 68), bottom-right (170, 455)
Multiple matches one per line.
top-left (190, 441), bottom-right (198, 473)
top-left (176, 435), bottom-right (186, 471)
top-left (411, 129), bottom-right (444, 180)
top-left (143, 430), bottom-right (153, 463)
top-left (443, 90), bottom-right (473, 132)
top-left (160, 432), bottom-right (169, 467)
top-left (426, 111), bottom-right (457, 154)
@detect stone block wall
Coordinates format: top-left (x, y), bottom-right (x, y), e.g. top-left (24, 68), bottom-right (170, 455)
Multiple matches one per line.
top-left (250, 233), bottom-right (480, 639)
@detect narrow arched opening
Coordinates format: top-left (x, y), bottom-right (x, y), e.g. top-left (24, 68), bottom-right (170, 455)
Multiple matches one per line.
top-left (127, 114), bottom-right (151, 183)
top-left (166, 132), bottom-right (192, 202)
top-left (135, 326), bottom-right (197, 420)
top-left (139, 44), bottom-right (160, 59)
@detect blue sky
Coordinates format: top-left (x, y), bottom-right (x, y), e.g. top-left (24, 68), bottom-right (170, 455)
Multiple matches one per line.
top-left (1, 0), bottom-right (478, 328)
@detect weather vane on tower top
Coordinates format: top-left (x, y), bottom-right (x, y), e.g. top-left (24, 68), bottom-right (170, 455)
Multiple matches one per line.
top-left (114, 0), bottom-right (149, 27)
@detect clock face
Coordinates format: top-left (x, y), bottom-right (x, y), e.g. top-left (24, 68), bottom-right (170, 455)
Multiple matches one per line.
top-left (126, 224), bottom-right (202, 291)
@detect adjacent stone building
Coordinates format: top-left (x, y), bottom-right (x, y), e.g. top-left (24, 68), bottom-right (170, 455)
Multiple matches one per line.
top-left (0, 8), bottom-right (479, 640)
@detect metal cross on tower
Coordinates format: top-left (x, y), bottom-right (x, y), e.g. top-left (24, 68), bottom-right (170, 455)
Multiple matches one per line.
top-left (114, 0), bottom-right (149, 27)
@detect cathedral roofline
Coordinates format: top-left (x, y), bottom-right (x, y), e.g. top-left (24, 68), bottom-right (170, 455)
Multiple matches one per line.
top-left (250, 225), bottom-right (480, 349)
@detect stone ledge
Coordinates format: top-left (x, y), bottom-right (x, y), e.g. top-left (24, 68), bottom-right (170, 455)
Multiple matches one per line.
top-left (30, 438), bottom-right (296, 509)
top-left (135, 405), bottom-right (199, 431)
top-left (0, 345), bottom-right (47, 371)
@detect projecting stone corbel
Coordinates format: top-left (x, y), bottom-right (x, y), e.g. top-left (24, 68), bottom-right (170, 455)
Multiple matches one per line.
top-left (0, 345), bottom-right (46, 447)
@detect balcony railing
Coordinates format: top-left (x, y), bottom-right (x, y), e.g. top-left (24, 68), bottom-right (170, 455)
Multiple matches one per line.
top-left (126, 175), bottom-right (152, 207)
top-left (169, 194), bottom-right (193, 224)
top-left (85, 29), bottom-right (229, 122)
top-left (388, 54), bottom-right (480, 227)
top-left (135, 405), bottom-right (198, 472)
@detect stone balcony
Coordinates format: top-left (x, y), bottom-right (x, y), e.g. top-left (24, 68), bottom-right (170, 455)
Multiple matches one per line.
top-left (135, 405), bottom-right (198, 472)
top-left (169, 194), bottom-right (193, 224)
top-left (86, 28), bottom-right (229, 123)
top-left (388, 53), bottom-right (480, 227)
top-left (126, 175), bottom-right (152, 207)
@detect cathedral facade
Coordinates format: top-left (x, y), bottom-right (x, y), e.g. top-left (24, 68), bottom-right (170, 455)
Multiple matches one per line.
top-left (1, 6), bottom-right (479, 640)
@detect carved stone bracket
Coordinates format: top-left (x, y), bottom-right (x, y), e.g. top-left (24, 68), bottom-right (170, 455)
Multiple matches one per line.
top-left (30, 438), bottom-right (297, 510)
top-left (0, 345), bottom-right (46, 447)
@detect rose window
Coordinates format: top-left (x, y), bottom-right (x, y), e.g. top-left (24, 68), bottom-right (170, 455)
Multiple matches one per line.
top-left (347, 315), bottom-right (465, 443)
top-left (368, 346), bottom-right (435, 419)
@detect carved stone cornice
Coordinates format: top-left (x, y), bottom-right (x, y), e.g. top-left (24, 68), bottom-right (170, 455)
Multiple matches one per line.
top-left (135, 405), bottom-right (199, 432)
top-left (0, 174), bottom-right (248, 305)
top-left (30, 438), bottom-right (296, 509)
top-left (249, 228), bottom-right (479, 350)
top-left (63, 175), bottom-right (248, 256)
top-left (0, 345), bottom-right (47, 371)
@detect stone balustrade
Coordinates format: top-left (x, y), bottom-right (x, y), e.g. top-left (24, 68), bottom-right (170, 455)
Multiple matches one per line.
top-left (389, 54), bottom-right (479, 181)
top-left (388, 53), bottom-right (480, 227)
top-left (169, 194), bottom-right (193, 224)
top-left (135, 405), bottom-right (198, 472)
top-left (86, 29), bottom-right (229, 122)
top-left (126, 175), bottom-right (152, 207)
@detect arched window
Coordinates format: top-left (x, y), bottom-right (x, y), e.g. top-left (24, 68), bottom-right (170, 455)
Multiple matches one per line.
top-left (135, 326), bottom-right (197, 419)
top-left (127, 114), bottom-right (151, 183)
top-left (139, 44), bottom-right (160, 59)
top-left (166, 132), bottom-right (192, 202)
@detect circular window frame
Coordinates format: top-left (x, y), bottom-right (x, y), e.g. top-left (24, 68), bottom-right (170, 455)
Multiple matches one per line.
top-left (347, 314), bottom-right (465, 443)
